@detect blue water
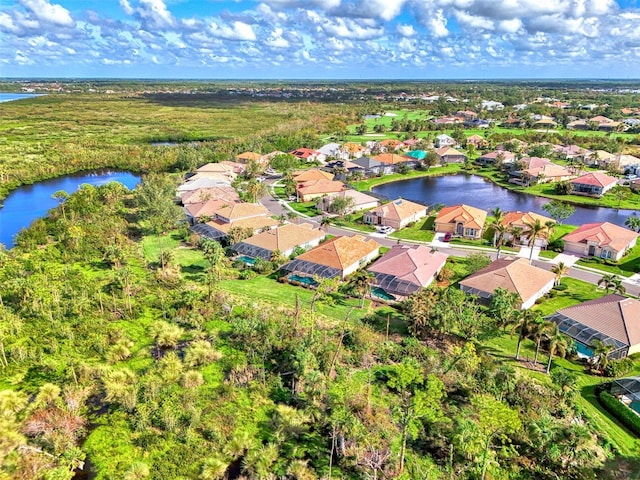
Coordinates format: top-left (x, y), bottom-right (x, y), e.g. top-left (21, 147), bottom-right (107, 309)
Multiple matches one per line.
top-left (373, 174), bottom-right (637, 227)
top-left (371, 287), bottom-right (396, 301)
top-left (0, 93), bottom-right (45, 103)
top-left (288, 274), bottom-right (318, 286)
top-left (0, 170), bottom-right (140, 248)
top-left (239, 255), bottom-right (256, 265)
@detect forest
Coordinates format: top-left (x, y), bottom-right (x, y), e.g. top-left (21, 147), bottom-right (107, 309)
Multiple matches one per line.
top-left (1, 81), bottom-right (640, 479)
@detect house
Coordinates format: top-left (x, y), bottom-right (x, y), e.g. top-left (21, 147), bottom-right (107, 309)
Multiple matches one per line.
top-left (435, 204), bottom-right (487, 239)
top-left (280, 235), bottom-right (381, 280)
top-left (379, 139), bottom-right (405, 152)
top-left (466, 134), bottom-right (486, 149)
top-left (585, 150), bottom-right (616, 167)
top-left (316, 189), bottom-right (380, 214)
top-left (566, 119), bottom-right (589, 130)
top-left (546, 295), bottom-right (640, 360)
top-left (589, 115), bottom-right (623, 131)
top-left (292, 169), bottom-right (334, 183)
top-left (195, 162), bottom-right (242, 181)
top-left (322, 160), bottom-right (365, 180)
top-left (569, 172), bottom-right (618, 197)
top-left (552, 145), bottom-right (593, 163)
top-left (180, 186), bottom-right (240, 205)
top-left (533, 118), bottom-right (557, 129)
top-left (562, 222), bottom-right (638, 261)
top-left (202, 216), bottom-right (280, 240)
top-left (343, 142), bottom-right (367, 158)
top-left (481, 100), bottom-right (504, 111)
top-left (459, 257), bottom-right (555, 309)
top-left (351, 156), bottom-right (394, 176)
top-left (290, 148), bottom-right (326, 163)
top-left (374, 153), bottom-right (409, 168)
top-left (184, 199), bottom-right (236, 225)
top-left (296, 180), bottom-right (346, 202)
top-left (230, 223), bottom-right (325, 260)
top-left (434, 134), bottom-right (456, 148)
top-left (367, 245), bottom-right (448, 299)
top-left (456, 110), bottom-right (477, 120)
top-left (511, 157), bottom-right (573, 185)
top-left (177, 177), bottom-right (231, 198)
top-left (476, 150), bottom-right (516, 166)
top-left (436, 147), bottom-right (467, 164)
top-left (499, 211), bottom-right (555, 248)
top-left (213, 202), bottom-right (270, 224)
top-left (363, 198), bottom-right (428, 230)
top-left (236, 152), bottom-right (267, 165)
top-left (317, 143), bottom-right (344, 160)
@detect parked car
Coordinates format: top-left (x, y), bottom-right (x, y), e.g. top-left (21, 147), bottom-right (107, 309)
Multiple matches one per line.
top-left (443, 232), bottom-right (452, 242)
top-left (377, 225), bottom-right (393, 234)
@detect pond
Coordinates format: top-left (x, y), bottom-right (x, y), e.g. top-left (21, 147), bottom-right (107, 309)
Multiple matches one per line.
top-left (372, 174), bottom-right (637, 227)
top-left (0, 170), bottom-right (140, 248)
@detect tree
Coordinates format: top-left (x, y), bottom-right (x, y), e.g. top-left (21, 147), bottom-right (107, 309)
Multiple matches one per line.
top-left (625, 214), bottom-right (640, 232)
top-left (52, 190), bottom-right (69, 221)
top-left (466, 252), bottom-right (491, 274)
top-left (511, 310), bottom-right (539, 360)
top-left (591, 339), bottom-right (614, 373)
top-left (347, 270), bottom-right (374, 308)
top-left (320, 216), bottom-right (331, 231)
top-left (488, 208), bottom-right (508, 259)
top-left (551, 261), bottom-right (569, 286)
top-left (597, 274), bottom-right (625, 294)
top-left (545, 325), bottom-right (569, 374)
top-left (531, 319), bottom-right (555, 365)
top-left (423, 150), bottom-right (439, 169)
top-left (610, 185), bottom-right (630, 208)
top-left (134, 174), bottom-right (182, 234)
top-left (523, 219), bottom-right (549, 263)
top-left (310, 276), bottom-right (341, 313)
top-left (488, 288), bottom-right (521, 330)
top-left (542, 200), bottom-right (575, 224)
top-left (327, 196), bottom-right (355, 217)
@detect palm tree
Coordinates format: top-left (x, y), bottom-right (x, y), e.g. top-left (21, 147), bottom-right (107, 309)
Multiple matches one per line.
top-left (597, 274), bottom-right (626, 294)
top-left (488, 208), bottom-right (508, 259)
top-left (320, 216), bottom-right (331, 231)
top-left (625, 214), bottom-right (640, 233)
top-left (591, 339), bottom-right (614, 374)
top-left (550, 262), bottom-right (569, 286)
top-left (348, 270), bottom-right (374, 308)
top-left (511, 310), bottom-right (538, 360)
top-left (523, 219), bottom-right (549, 263)
top-left (545, 325), bottom-right (569, 374)
top-left (531, 320), bottom-right (554, 365)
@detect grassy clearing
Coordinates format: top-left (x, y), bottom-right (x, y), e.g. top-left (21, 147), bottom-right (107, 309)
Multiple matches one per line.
top-left (289, 201), bottom-right (320, 217)
top-left (532, 277), bottom-right (608, 316)
top-left (352, 164), bottom-right (463, 192)
top-left (140, 231), bottom-right (208, 278)
top-left (482, 333), bottom-right (640, 457)
top-left (389, 216), bottom-right (435, 242)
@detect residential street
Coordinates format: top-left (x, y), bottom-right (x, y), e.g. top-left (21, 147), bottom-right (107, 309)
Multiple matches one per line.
top-left (260, 183), bottom-right (640, 298)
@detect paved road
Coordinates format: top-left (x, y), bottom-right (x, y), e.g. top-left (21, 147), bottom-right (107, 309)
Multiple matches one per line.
top-left (260, 182), bottom-right (640, 297)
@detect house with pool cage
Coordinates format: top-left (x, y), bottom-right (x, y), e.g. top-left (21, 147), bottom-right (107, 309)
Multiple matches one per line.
top-left (229, 223), bottom-right (325, 261)
top-left (610, 377), bottom-right (640, 415)
top-left (280, 235), bottom-right (380, 282)
top-left (545, 294), bottom-right (640, 360)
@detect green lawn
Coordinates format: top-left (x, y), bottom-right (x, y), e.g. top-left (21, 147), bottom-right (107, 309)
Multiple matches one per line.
top-left (330, 213), bottom-right (376, 232)
top-left (352, 164), bottom-right (463, 192)
top-left (532, 277), bottom-right (608, 316)
top-left (140, 231), bottom-right (208, 278)
top-left (289, 201), bottom-right (320, 217)
top-left (389, 216), bottom-right (435, 242)
top-left (482, 333), bottom-right (640, 457)
top-left (538, 250), bottom-right (559, 259)
top-left (576, 244), bottom-right (640, 277)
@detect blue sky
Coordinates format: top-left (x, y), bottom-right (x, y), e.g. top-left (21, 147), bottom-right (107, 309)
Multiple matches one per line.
top-left (1, 0), bottom-right (640, 79)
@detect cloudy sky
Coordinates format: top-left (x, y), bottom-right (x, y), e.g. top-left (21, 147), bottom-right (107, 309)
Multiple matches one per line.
top-left (1, 0), bottom-right (640, 79)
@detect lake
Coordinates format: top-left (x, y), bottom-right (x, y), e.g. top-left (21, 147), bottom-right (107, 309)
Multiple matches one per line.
top-left (0, 170), bottom-right (140, 248)
top-left (372, 174), bottom-right (637, 227)
top-left (0, 93), bottom-right (45, 103)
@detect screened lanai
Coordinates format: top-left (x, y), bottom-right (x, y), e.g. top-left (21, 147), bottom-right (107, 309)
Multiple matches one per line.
top-left (611, 377), bottom-right (640, 403)
top-left (229, 242), bottom-right (272, 260)
top-left (280, 258), bottom-right (342, 279)
top-left (190, 223), bottom-right (226, 242)
top-left (370, 272), bottom-right (421, 298)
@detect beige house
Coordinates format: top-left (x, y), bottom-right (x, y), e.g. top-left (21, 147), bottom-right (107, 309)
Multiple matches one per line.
top-left (460, 257), bottom-right (555, 309)
top-left (296, 179), bottom-right (346, 202)
top-left (293, 169), bottom-right (334, 183)
top-left (514, 157), bottom-right (573, 185)
top-left (316, 189), bottom-right (380, 214)
top-left (499, 211), bottom-right (555, 248)
top-left (180, 186), bottom-right (240, 205)
top-left (435, 146), bottom-right (467, 164)
top-left (231, 223), bottom-right (325, 259)
top-left (184, 199), bottom-right (236, 224)
top-left (547, 295), bottom-right (640, 360)
top-left (563, 222), bottom-right (638, 261)
top-left (363, 199), bottom-right (427, 230)
top-left (280, 235), bottom-right (381, 280)
top-left (435, 204), bottom-right (487, 239)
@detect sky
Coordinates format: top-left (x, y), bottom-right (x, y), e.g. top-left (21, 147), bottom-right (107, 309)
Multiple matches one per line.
top-left (1, 0), bottom-right (640, 79)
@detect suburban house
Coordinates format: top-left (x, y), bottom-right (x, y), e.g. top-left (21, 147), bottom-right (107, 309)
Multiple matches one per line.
top-left (230, 223), bottom-right (325, 260)
top-left (434, 134), bottom-right (456, 148)
top-left (459, 257), bottom-right (555, 309)
top-left (546, 294), bottom-right (640, 360)
top-left (466, 134), bottom-right (486, 149)
top-left (184, 198), bottom-right (236, 225)
top-left (195, 162), bottom-right (243, 181)
top-left (280, 235), bottom-right (381, 280)
top-left (476, 150), bottom-right (516, 166)
top-left (180, 186), bottom-right (240, 205)
top-left (367, 245), bottom-right (448, 299)
top-left (317, 143), bottom-right (345, 160)
top-left (351, 156), bottom-right (395, 176)
top-left (296, 179), bottom-right (346, 202)
top-left (380, 139), bottom-right (405, 152)
top-left (213, 202), bottom-right (270, 224)
top-left (435, 146), bottom-right (467, 164)
top-left (316, 189), bottom-right (380, 214)
top-left (236, 152), bottom-right (267, 165)
top-left (562, 222), bottom-right (638, 261)
top-left (435, 204), bottom-right (487, 239)
top-left (290, 148), bottom-right (326, 163)
top-left (552, 145), bottom-right (593, 163)
top-left (499, 211), bottom-right (555, 248)
top-left (569, 172), bottom-right (618, 197)
top-left (363, 198), bottom-right (428, 230)
top-left (322, 160), bottom-right (365, 180)
top-left (589, 115), bottom-right (623, 131)
top-left (566, 119), bottom-right (590, 130)
top-left (194, 202), bottom-right (278, 241)
top-left (374, 153), bottom-right (410, 168)
top-left (293, 169), bottom-right (334, 183)
top-left (585, 150), bottom-right (617, 167)
top-left (511, 157), bottom-right (573, 185)
top-left (343, 142), bottom-right (367, 158)
top-left (533, 118), bottom-right (557, 129)
top-left (177, 177), bottom-right (231, 199)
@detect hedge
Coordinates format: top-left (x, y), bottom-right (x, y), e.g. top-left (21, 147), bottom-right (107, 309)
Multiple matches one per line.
top-left (598, 390), bottom-right (640, 437)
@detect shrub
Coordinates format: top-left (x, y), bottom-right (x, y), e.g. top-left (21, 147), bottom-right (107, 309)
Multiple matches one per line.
top-left (603, 358), bottom-right (634, 378)
top-left (548, 239), bottom-right (565, 252)
top-left (553, 284), bottom-right (568, 291)
top-left (239, 269), bottom-right (256, 280)
top-left (598, 391), bottom-right (640, 436)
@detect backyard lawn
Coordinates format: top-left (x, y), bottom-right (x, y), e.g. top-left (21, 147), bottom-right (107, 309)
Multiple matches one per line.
top-left (532, 277), bottom-right (608, 316)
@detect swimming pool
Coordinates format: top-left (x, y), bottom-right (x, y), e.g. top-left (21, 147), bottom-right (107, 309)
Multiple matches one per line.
top-left (371, 287), bottom-right (396, 301)
top-left (288, 274), bottom-right (318, 287)
top-left (238, 255), bottom-right (256, 266)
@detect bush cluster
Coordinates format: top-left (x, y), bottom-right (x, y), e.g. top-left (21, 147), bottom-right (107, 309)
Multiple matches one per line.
top-left (598, 391), bottom-right (640, 436)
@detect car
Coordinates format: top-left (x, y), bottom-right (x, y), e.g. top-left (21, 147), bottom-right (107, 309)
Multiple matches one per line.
top-left (443, 232), bottom-right (452, 242)
top-left (377, 225), bottom-right (393, 234)
top-left (288, 195), bottom-right (297, 202)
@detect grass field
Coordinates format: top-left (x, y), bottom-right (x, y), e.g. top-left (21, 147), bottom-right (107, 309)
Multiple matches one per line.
top-left (352, 163), bottom-right (464, 192)
top-left (389, 216), bottom-right (436, 242)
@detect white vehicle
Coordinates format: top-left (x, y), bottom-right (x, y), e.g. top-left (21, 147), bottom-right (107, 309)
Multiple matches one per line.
top-left (377, 225), bottom-right (393, 234)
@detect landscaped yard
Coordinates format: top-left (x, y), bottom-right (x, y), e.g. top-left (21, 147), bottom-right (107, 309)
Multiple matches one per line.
top-left (532, 277), bottom-right (608, 316)
top-left (352, 163), bottom-right (463, 192)
top-left (389, 215), bottom-right (435, 242)
top-left (330, 213), bottom-right (376, 232)
top-left (288, 201), bottom-right (320, 217)
top-left (576, 244), bottom-right (640, 277)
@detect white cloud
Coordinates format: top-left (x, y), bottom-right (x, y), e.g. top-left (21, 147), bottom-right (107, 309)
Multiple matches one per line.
top-left (323, 18), bottom-right (384, 40)
top-left (358, 0), bottom-right (407, 21)
top-left (429, 9), bottom-right (449, 38)
top-left (0, 12), bottom-right (20, 33)
top-left (265, 28), bottom-right (289, 48)
top-left (397, 24), bottom-right (416, 37)
top-left (19, 0), bottom-right (73, 27)
top-left (209, 21), bottom-right (257, 41)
